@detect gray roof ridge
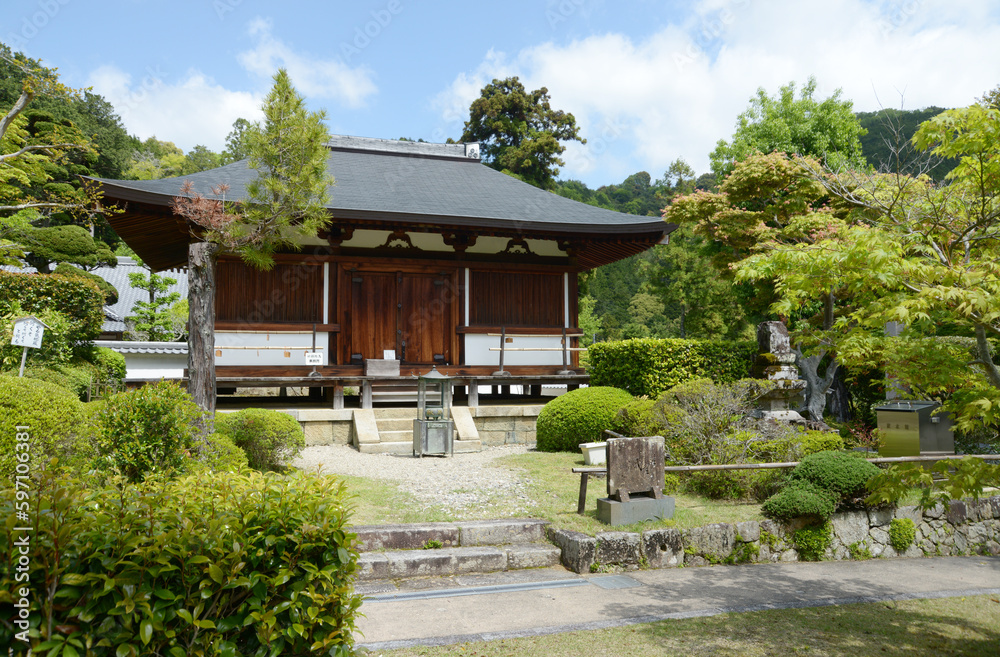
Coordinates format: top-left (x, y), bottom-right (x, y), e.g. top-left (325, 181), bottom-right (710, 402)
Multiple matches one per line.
top-left (325, 134), bottom-right (480, 162)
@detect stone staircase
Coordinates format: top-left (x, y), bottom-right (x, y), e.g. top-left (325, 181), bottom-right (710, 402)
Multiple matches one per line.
top-left (354, 407), bottom-right (483, 454)
top-left (354, 519), bottom-right (562, 583)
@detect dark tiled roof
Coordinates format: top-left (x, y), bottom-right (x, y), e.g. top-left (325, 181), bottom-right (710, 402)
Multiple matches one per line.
top-left (94, 135), bottom-right (668, 234)
top-left (94, 339), bottom-right (188, 354)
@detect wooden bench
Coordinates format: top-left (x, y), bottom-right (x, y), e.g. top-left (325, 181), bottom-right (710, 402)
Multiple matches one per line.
top-left (571, 467), bottom-right (607, 515)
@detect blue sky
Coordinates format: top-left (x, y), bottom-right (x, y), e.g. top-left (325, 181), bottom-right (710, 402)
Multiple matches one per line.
top-left (7, 0), bottom-right (1000, 187)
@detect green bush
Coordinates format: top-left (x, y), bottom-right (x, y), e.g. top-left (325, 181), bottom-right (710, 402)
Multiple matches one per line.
top-left (535, 386), bottom-right (634, 452)
top-left (761, 480), bottom-right (838, 522)
top-left (95, 381), bottom-right (206, 481)
top-left (0, 305), bottom-right (75, 370)
top-left (587, 337), bottom-right (757, 397)
top-left (0, 270), bottom-right (104, 344)
top-left (799, 430), bottom-right (845, 455)
top-left (92, 346), bottom-right (127, 384)
top-left (23, 363), bottom-right (91, 398)
top-left (612, 397), bottom-right (661, 436)
top-left (0, 467), bottom-right (362, 655)
top-left (0, 375), bottom-right (94, 476)
top-left (216, 408), bottom-right (306, 471)
top-left (789, 450), bottom-right (881, 503)
top-left (794, 521), bottom-right (833, 561)
top-left (190, 432), bottom-right (249, 473)
top-left (889, 518), bottom-right (917, 552)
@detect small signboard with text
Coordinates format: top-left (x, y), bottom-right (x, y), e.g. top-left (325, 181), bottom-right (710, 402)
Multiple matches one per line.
top-left (11, 316), bottom-right (47, 349)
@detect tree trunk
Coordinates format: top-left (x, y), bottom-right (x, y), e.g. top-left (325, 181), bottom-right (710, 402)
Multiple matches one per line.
top-left (824, 366), bottom-right (852, 423)
top-left (795, 347), bottom-right (839, 427)
top-left (187, 241), bottom-right (219, 429)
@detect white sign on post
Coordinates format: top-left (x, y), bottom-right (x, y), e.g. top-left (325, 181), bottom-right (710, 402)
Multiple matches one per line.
top-left (11, 316), bottom-right (50, 377)
top-left (304, 352), bottom-right (324, 366)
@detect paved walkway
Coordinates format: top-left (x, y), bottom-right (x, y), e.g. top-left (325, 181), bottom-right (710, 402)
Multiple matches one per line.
top-left (356, 556), bottom-right (1000, 651)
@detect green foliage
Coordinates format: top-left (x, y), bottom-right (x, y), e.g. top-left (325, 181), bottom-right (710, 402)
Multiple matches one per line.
top-left (127, 266), bottom-right (181, 341)
top-left (588, 338), bottom-right (757, 397)
top-left (0, 375), bottom-right (93, 477)
top-left (761, 480), bottom-right (837, 522)
top-left (612, 397), bottom-right (660, 437)
top-left (866, 457), bottom-right (1000, 510)
top-left (94, 381), bottom-right (206, 482)
top-left (0, 304), bottom-right (73, 369)
top-left (535, 386), bottom-right (634, 452)
top-left (20, 225), bottom-right (116, 273)
top-left (52, 262), bottom-right (118, 303)
top-left (0, 270), bottom-right (105, 345)
top-left (856, 106), bottom-right (956, 181)
top-left (710, 76), bottom-right (866, 179)
top-left (763, 451), bottom-right (881, 522)
top-left (889, 518), bottom-right (917, 553)
top-left (92, 345), bottom-right (126, 384)
top-left (23, 362), bottom-right (95, 399)
top-left (189, 432), bottom-right (249, 473)
top-left (0, 466), bottom-right (362, 654)
top-left (799, 430), bottom-right (845, 455)
top-left (215, 408), bottom-right (306, 471)
top-left (793, 521), bottom-right (833, 561)
top-left (789, 451), bottom-right (881, 502)
top-left (459, 76), bottom-right (584, 189)
top-left (422, 539), bottom-right (444, 550)
top-left (848, 541), bottom-right (872, 560)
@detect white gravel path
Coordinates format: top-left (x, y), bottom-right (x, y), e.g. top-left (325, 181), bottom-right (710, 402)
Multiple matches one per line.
top-left (292, 444), bottom-right (537, 517)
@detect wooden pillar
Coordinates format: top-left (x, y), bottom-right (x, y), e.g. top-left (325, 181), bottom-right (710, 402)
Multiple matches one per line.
top-left (332, 385), bottom-right (344, 410)
top-left (187, 241), bottom-right (219, 428)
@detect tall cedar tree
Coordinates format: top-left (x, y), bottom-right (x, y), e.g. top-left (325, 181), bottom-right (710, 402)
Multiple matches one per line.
top-left (459, 77), bottom-right (584, 190)
top-left (173, 69), bottom-right (332, 418)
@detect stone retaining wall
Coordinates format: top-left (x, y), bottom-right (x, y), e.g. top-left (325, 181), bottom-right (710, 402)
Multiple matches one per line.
top-left (548, 496), bottom-right (1000, 573)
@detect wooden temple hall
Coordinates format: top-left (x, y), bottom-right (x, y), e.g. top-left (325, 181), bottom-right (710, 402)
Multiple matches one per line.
top-left (96, 135), bottom-right (675, 408)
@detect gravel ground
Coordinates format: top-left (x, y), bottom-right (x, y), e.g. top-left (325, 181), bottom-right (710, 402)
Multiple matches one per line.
top-left (292, 444), bottom-right (537, 518)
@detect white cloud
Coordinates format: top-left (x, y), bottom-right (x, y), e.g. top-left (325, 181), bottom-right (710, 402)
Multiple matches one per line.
top-left (237, 17), bottom-right (377, 108)
top-left (87, 65), bottom-right (262, 153)
top-left (436, 0), bottom-right (1000, 183)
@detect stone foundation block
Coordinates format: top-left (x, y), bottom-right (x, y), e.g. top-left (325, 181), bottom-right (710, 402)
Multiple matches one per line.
top-left (597, 496), bottom-right (674, 526)
top-left (641, 528), bottom-right (683, 568)
top-left (735, 521), bottom-right (760, 543)
top-left (595, 531), bottom-right (641, 565)
top-left (505, 544), bottom-right (561, 570)
top-left (353, 523), bottom-right (459, 551)
top-left (832, 510), bottom-right (868, 546)
top-left (684, 523), bottom-right (736, 562)
top-left (548, 528), bottom-right (596, 574)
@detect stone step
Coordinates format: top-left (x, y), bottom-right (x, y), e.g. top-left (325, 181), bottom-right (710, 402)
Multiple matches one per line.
top-left (356, 439), bottom-right (481, 455)
top-left (357, 543), bottom-right (561, 581)
top-left (378, 429), bottom-right (413, 442)
top-left (372, 407), bottom-right (422, 419)
top-left (357, 441), bottom-right (413, 455)
top-left (375, 418), bottom-right (415, 432)
top-left (354, 519), bottom-right (550, 551)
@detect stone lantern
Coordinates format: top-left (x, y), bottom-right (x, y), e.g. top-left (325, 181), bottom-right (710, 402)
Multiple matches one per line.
top-left (413, 366), bottom-right (454, 457)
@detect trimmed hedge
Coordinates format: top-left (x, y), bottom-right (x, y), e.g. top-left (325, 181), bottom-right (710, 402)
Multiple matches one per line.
top-left (588, 338), bottom-right (757, 397)
top-left (0, 467), bottom-right (362, 655)
top-left (0, 375), bottom-right (94, 477)
top-left (0, 270), bottom-right (104, 344)
top-left (216, 408), bottom-right (306, 471)
top-left (762, 451), bottom-right (882, 523)
top-left (536, 386), bottom-right (634, 452)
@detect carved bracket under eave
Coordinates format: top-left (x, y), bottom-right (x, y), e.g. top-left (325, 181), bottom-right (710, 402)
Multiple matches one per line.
top-left (380, 230), bottom-right (417, 249)
top-left (323, 226), bottom-right (355, 248)
top-left (501, 237), bottom-right (534, 255)
top-left (442, 232), bottom-right (478, 253)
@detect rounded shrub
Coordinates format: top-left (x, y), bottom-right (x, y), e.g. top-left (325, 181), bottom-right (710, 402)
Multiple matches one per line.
top-left (93, 346), bottom-right (127, 384)
top-left (889, 517), bottom-right (917, 552)
top-left (95, 380), bottom-right (206, 482)
top-left (789, 450), bottom-right (880, 502)
top-left (761, 480), bottom-right (838, 523)
top-left (799, 430), bottom-right (845, 455)
top-left (190, 432), bottom-right (249, 473)
top-left (0, 375), bottom-right (94, 476)
top-left (535, 386), bottom-right (634, 452)
top-left (612, 397), bottom-right (660, 437)
top-left (215, 408), bottom-right (305, 471)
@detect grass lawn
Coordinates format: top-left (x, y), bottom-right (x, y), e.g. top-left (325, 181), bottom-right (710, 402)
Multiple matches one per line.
top-left (344, 449), bottom-right (764, 534)
top-left (371, 594), bottom-right (1000, 656)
